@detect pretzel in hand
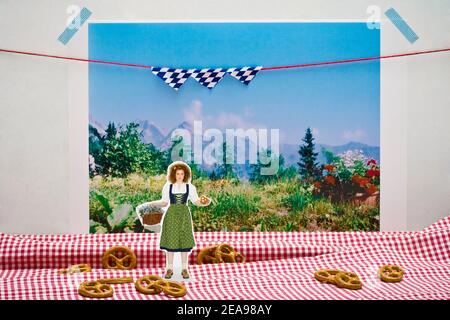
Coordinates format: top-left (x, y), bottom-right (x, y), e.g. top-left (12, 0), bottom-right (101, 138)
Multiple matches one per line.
top-left (378, 265), bottom-right (404, 283)
top-left (59, 263), bottom-right (91, 275)
top-left (78, 280), bottom-right (113, 299)
top-left (334, 271), bottom-right (363, 290)
top-left (199, 195), bottom-right (211, 206)
top-left (135, 275), bottom-right (187, 298)
top-left (102, 246), bottom-right (137, 270)
top-left (314, 269), bottom-right (342, 285)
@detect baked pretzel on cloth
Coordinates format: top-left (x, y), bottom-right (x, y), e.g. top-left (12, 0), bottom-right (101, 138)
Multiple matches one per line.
top-left (78, 280), bottom-right (114, 298)
top-left (378, 265), bottom-right (404, 283)
top-left (197, 245), bottom-right (220, 264)
top-left (158, 280), bottom-right (187, 298)
top-left (98, 277), bottom-right (134, 284)
top-left (313, 269), bottom-right (342, 284)
top-left (135, 275), bottom-right (166, 295)
top-left (215, 243), bottom-right (245, 263)
top-left (334, 271), bottom-right (363, 290)
top-left (314, 269), bottom-right (363, 290)
top-left (59, 263), bottom-right (91, 275)
top-left (135, 275), bottom-right (187, 298)
top-left (197, 243), bottom-right (246, 264)
top-left (102, 246), bottom-right (137, 270)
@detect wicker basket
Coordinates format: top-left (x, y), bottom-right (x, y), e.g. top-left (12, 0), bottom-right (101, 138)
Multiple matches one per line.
top-left (135, 202), bottom-right (164, 233)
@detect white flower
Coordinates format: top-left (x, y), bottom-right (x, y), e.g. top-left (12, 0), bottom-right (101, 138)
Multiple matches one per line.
top-left (338, 149), bottom-right (369, 168)
top-left (89, 154), bottom-right (96, 172)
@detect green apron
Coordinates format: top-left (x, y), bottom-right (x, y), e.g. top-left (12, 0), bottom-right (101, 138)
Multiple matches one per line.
top-left (159, 184), bottom-right (196, 252)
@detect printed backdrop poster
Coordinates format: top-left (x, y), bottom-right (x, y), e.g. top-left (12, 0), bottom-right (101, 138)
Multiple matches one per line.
top-left (88, 23), bottom-right (380, 233)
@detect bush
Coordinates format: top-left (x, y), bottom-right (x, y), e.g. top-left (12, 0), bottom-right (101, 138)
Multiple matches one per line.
top-left (282, 191), bottom-right (311, 212)
top-left (90, 172), bottom-right (379, 233)
top-left (211, 192), bottom-right (260, 219)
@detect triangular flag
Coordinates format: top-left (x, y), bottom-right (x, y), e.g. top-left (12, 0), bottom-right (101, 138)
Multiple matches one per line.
top-left (226, 66), bottom-right (262, 85)
top-left (190, 68), bottom-right (226, 89)
top-left (151, 67), bottom-right (192, 90)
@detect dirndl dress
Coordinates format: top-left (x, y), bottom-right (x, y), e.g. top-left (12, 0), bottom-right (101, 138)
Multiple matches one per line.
top-left (159, 184), bottom-right (196, 252)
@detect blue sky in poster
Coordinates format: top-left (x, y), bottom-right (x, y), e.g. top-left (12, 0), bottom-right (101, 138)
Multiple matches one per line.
top-left (89, 23), bottom-right (380, 146)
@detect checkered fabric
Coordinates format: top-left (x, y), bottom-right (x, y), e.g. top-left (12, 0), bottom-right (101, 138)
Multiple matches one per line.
top-left (190, 68), bottom-right (227, 89)
top-left (226, 66), bottom-right (262, 85)
top-left (1, 216), bottom-right (449, 300)
top-left (151, 67), bottom-right (192, 90)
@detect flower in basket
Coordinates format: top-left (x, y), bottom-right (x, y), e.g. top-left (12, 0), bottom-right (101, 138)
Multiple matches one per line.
top-left (136, 202), bottom-right (164, 226)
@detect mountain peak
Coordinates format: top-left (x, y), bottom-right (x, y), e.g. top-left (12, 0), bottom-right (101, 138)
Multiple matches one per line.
top-left (342, 141), bottom-right (369, 148)
top-left (176, 121), bottom-right (193, 131)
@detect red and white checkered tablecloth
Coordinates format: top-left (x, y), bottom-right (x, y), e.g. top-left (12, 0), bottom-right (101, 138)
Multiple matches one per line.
top-left (1, 216), bottom-right (449, 300)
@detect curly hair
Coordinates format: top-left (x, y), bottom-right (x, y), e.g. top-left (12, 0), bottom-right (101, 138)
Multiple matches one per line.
top-left (167, 161), bottom-right (191, 183)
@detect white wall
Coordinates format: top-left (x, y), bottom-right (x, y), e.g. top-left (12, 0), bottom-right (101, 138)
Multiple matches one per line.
top-left (0, 0), bottom-right (449, 233)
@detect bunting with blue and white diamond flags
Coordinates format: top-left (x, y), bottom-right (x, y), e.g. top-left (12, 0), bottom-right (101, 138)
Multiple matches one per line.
top-left (151, 67), bottom-right (193, 90)
top-left (190, 68), bottom-right (227, 89)
top-left (226, 66), bottom-right (262, 85)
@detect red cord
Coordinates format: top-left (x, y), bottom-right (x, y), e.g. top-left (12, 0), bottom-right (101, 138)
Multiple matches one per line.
top-left (1, 47), bottom-right (449, 71)
top-left (0, 48), bottom-right (152, 69)
top-left (261, 48), bottom-right (450, 70)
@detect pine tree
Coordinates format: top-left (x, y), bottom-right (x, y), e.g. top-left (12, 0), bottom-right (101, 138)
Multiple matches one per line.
top-left (298, 127), bottom-right (320, 181)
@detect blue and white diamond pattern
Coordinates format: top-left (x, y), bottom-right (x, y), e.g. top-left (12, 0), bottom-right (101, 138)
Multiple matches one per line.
top-left (151, 67), bottom-right (192, 90)
top-left (151, 66), bottom-right (262, 90)
top-left (190, 68), bottom-right (227, 89)
top-left (226, 66), bottom-right (262, 85)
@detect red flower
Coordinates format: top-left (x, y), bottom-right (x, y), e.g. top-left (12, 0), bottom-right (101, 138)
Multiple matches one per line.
top-left (367, 159), bottom-right (377, 166)
top-left (324, 164), bottom-right (335, 172)
top-left (352, 174), bottom-right (362, 183)
top-left (365, 184), bottom-right (378, 195)
top-left (366, 169), bottom-right (380, 178)
top-left (358, 177), bottom-right (370, 187)
top-left (313, 181), bottom-right (322, 189)
top-left (324, 175), bottom-right (336, 185)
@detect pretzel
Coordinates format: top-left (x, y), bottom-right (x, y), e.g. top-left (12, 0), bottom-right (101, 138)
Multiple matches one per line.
top-left (199, 195), bottom-right (210, 205)
top-left (135, 275), bottom-right (187, 298)
top-left (102, 246), bottom-right (137, 270)
top-left (197, 245), bottom-right (220, 264)
top-left (215, 243), bottom-right (245, 263)
top-left (158, 280), bottom-right (187, 298)
top-left (98, 277), bottom-right (134, 284)
top-left (135, 275), bottom-right (165, 295)
top-left (314, 269), bottom-right (342, 284)
top-left (197, 244), bottom-right (246, 264)
top-left (334, 271), bottom-right (363, 290)
top-left (233, 252), bottom-right (246, 263)
top-left (59, 263), bottom-right (91, 275)
top-left (378, 265), bottom-right (404, 283)
top-left (78, 280), bottom-right (113, 298)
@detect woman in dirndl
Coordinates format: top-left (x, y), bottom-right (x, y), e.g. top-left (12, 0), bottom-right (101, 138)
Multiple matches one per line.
top-left (155, 161), bottom-right (210, 279)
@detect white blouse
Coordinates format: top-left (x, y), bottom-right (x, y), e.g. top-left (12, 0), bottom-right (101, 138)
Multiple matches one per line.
top-left (161, 182), bottom-right (200, 205)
